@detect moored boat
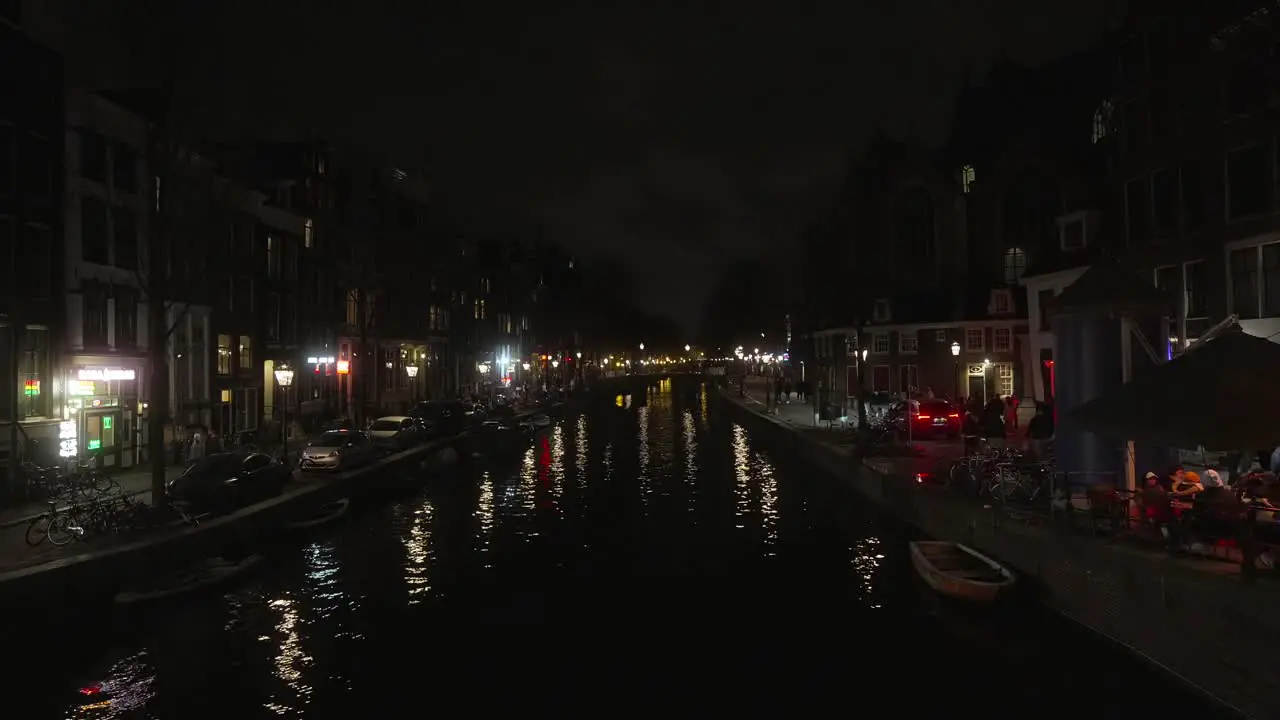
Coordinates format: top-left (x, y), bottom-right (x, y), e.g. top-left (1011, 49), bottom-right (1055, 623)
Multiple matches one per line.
top-left (115, 554), bottom-right (264, 607)
top-left (909, 541), bottom-right (1015, 603)
top-left (285, 498), bottom-right (350, 531)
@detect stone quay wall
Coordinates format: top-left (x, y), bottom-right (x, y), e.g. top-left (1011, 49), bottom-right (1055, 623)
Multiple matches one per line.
top-left (715, 387), bottom-right (1271, 719)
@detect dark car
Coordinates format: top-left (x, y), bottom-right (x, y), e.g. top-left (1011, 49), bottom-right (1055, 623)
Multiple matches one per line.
top-left (409, 400), bottom-right (477, 438)
top-left (888, 399), bottom-right (961, 439)
top-left (167, 452), bottom-right (290, 513)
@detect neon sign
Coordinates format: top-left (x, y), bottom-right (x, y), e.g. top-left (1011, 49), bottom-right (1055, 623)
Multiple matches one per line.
top-left (78, 368), bottom-right (136, 381)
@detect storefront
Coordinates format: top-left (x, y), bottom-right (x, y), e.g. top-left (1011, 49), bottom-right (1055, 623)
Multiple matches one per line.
top-left (64, 361), bottom-right (145, 469)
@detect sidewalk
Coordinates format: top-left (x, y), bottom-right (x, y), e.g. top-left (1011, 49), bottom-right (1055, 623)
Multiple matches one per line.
top-left (0, 465), bottom-right (185, 530)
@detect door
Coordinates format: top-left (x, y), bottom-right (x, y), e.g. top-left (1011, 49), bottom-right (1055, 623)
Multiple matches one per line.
top-left (967, 375), bottom-right (986, 407)
top-left (83, 411), bottom-right (121, 467)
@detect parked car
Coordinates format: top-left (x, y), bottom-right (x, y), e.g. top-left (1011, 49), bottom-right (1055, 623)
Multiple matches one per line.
top-left (367, 415), bottom-right (424, 451)
top-left (409, 400), bottom-right (477, 438)
top-left (886, 399), bottom-right (962, 439)
top-left (299, 430), bottom-right (377, 472)
top-left (167, 452), bottom-right (289, 513)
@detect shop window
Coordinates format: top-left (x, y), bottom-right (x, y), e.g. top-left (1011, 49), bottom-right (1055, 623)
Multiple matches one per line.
top-left (18, 327), bottom-right (48, 419)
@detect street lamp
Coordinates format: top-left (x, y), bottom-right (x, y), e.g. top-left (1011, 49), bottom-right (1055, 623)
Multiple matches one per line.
top-left (405, 364), bottom-right (419, 401)
top-left (576, 351), bottom-right (582, 359)
top-left (950, 341), bottom-right (960, 402)
top-left (684, 344), bottom-right (691, 352)
top-left (639, 343), bottom-right (645, 351)
top-left (273, 365), bottom-right (295, 467)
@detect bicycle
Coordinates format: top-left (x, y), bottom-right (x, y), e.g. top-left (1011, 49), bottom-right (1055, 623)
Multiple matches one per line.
top-left (25, 501), bottom-right (86, 547)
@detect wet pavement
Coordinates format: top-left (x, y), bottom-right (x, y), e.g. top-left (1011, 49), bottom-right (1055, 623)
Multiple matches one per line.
top-left (27, 379), bottom-right (1238, 718)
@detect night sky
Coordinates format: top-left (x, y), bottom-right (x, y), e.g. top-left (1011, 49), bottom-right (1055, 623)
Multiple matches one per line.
top-left (69, 0), bottom-right (1122, 330)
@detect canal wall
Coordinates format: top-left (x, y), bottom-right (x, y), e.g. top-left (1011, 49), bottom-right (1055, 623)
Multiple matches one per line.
top-left (714, 388), bottom-right (1273, 719)
top-left (0, 406), bottom-right (564, 616)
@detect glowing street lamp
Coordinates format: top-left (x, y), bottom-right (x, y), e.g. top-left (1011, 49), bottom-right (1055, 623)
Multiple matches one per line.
top-left (273, 365), bottom-right (295, 467)
top-left (949, 342), bottom-right (960, 400)
top-left (639, 343), bottom-right (645, 351)
top-left (576, 351), bottom-right (582, 359)
top-left (684, 344), bottom-right (691, 352)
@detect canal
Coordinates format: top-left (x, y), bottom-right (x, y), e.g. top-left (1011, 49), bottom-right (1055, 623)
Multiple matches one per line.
top-left (39, 380), bottom-right (1234, 718)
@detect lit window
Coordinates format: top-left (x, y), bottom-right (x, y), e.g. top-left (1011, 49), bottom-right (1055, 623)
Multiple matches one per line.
top-left (960, 165), bottom-right (976, 194)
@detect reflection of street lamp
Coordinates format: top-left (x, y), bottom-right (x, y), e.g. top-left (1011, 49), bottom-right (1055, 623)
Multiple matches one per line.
top-left (950, 342), bottom-right (960, 401)
top-left (273, 365), bottom-right (295, 466)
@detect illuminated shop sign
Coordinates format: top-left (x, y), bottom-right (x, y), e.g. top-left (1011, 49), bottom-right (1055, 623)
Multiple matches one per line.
top-left (306, 356), bottom-right (336, 364)
top-left (78, 368), bottom-right (136, 381)
top-left (58, 420), bottom-right (77, 457)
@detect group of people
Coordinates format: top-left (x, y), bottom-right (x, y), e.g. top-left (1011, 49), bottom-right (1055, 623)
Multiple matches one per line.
top-left (959, 394), bottom-right (1055, 460)
top-left (1137, 465), bottom-right (1280, 559)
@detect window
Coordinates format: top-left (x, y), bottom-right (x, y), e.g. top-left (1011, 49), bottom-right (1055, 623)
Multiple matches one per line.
top-left (899, 365), bottom-right (918, 394)
top-left (114, 288), bottom-right (137, 348)
top-left (965, 327), bottom-right (984, 352)
top-left (872, 298), bottom-right (891, 322)
top-left (893, 187), bottom-right (935, 265)
top-left (1002, 247), bottom-right (1027, 284)
top-left (1151, 169), bottom-right (1177, 239)
top-left (235, 387), bottom-right (258, 432)
top-left (480, 277), bottom-right (491, 293)
top-left (264, 292), bottom-right (281, 341)
top-left (993, 328), bottom-right (1012, 352)
top-left (17, 224), bottom-right (49, 298)
top-left (19, 134), bottom-right (50, 203)
top-left (429, 305), bottom-right (448, 331)
top-left (899, 332), bottom-right (918, 354)
top-left (1060, 216), bottom-right (1086, 251)
top-left (113, 144), bottom-right (136, 193)
top-left (18, 328), bottom-right (49, 419)
top-left (1038, 289), bottom-right (1054, 332)
top-left (217, 334), bottom-right (232, 374)
top-left (1183, 260), bottom-right (1208, 319)
top-left (281, 295), bottom-right (296, 344)
top-left (1227, 145), bottom-right (1269, 219)
top-left (346, 290), bottom-right (358, 325)
top-left (934, 329), bottom-right (947, 342)
top-left (1091, 101), bottom-right (1113, 143)
top-left (991, 290), bottom-right (1011, 314)
top-left (83, 281), bottom-right (108, 347)
top-left (0, 123), bottom-right (12, 197)
top-left (80, 131), bottom-right (107, 183)
top-left (871, 365), bottom-right (891, 393)
top-left (872, 333), bottom-right (890, 354)
top-left (960, 165), bottom-right (975, 193)
top-left (1180, 160), bottom-right (1204, 231)
top-left (233, 277), bottom-right (253, 313)
top-left (81, 196), bottom-right (110, 264)
top-left (113, 207), bottom-right (137, 271)
top-left (238, 335), bottom-right (252, 372)
top-left (473, 298), bottom-right (486, 320)
top-left (1125, 177), bottom-right (1150, 245)
top-left (153, 175), bottom-right (161, 212)
top-left (1229, 242), bottom-right (1280, 319)
top-left (994, 363), bottom-right (1014, 398)
top-left (304, 218), bottom-right (313, 248)
top-left (266, 235), bottom-right (279, 278)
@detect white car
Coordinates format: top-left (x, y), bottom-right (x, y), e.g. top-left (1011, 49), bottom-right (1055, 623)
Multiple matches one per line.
top-left (367, 415), bottom-right (423, 451)
top-left (300, 430), bottom-right (375, 472)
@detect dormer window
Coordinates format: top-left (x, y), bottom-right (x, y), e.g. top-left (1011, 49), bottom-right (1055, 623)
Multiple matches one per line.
top-left (960, 165), bottom-right (976, 194)
top-left (1058, 211), bottom-right (1088, 251)
top-left (991, 289), bottom-right (1013, 315)
top-left (872, 298), bottom-right (891, 323)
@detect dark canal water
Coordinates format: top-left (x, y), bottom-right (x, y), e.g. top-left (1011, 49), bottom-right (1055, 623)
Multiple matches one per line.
top-left (37, 380), bottom-right (1233, 718)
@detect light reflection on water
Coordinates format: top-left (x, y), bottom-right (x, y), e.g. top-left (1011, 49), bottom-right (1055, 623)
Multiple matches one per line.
top-left (42, 379), bottom-right (1208, 712)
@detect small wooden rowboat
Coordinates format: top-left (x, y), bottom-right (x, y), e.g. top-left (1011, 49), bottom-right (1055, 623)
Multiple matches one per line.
top-left (115, 554), bottom-right (264, 607)
top-left (909, 541), bottom-right (1015, 603)
top-left (285, 498), bottom-right (350, 531)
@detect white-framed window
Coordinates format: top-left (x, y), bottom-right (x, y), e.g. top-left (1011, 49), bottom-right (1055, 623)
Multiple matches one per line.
top-left (872, 298), bottom-right (891, 322)
top-left (1058, 210), bottom-right (1088, 250)
top-left (899, 331), bottom-right (918, 354)
top-left (934, 329), bottom-right (947, 342)
top-left (872, 333), bottom-right (890, 354)
top-left (994, 363), bottom-right (1014, 397)
top-left (1183, 259), bottom-right (1207, 320)
top-left (1227, 239), bottom-right (1280, 319)
top-left (993, 327), bottom-right (1012, 352)
top-left (1002, 247), bottom-right (1028, 284)
top-left (991, 290), bottom-right (1012, 314)
top-left (965, 327), bottom-right (984, 352)
top-left (899, 364), bottom-right (918, 393)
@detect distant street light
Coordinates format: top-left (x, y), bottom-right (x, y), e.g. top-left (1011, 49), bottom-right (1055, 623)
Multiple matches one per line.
top-left (684, 344), bottom-right (691, 352)
top-left (949, 342), bottom-right (960, 400)
top-left (639, 343), bottom-right (645, 350)
top-left (576, 351), bottom-right (582, 359)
